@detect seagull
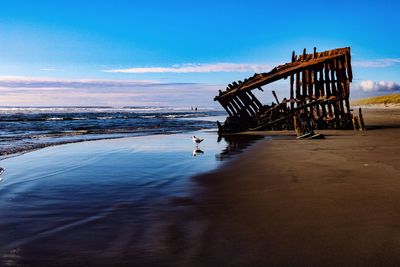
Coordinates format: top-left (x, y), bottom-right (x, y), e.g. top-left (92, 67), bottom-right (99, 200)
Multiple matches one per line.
top-left (192, 136), bottom-right (204, 146)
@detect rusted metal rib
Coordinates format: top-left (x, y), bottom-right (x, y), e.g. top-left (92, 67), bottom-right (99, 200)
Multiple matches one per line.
top-left (215, 47), bottom-right (351, 102)
top-left (215, 47), bottom-right (353, 134)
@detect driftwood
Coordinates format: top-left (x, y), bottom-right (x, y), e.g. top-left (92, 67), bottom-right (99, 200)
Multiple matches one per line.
top-left (214, 47), bottom-right (358, 134)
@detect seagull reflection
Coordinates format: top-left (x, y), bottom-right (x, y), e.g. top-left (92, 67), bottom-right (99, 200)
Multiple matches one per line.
top-left (192, 147), bottom-right (204, 157)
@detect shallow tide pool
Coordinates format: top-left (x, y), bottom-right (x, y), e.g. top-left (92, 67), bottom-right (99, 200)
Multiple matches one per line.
top-left (0, 130), bottom-right (264, 266)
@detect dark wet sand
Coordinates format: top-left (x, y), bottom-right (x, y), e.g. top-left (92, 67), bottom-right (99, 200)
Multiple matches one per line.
top-left (170, 108), bottom-right (400, 267)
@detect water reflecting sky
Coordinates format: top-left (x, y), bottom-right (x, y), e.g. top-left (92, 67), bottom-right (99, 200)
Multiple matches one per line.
top-left (0, 130), bottom-right (264, 266)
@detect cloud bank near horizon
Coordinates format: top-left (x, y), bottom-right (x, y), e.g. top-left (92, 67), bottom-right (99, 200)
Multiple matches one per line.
top-left (0, 76), bottom-right (399, 106)
top-left (0, 76), bottom-right (221, 106)
top-left (358, 80), bottom-right (400, 92)
top-left (0, 76), bottom-right (160, 89)
top-left (103, 63), bottom-right (271, 74)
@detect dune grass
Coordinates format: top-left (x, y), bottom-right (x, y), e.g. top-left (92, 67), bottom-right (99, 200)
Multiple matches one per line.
top-left (352, 93), bottom-right (400, 106)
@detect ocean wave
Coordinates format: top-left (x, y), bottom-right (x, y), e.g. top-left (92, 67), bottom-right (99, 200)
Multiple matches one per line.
top-left (0, 106), bottom-right (222, 114)
top-left (95, 116), bottom-right (114, 120)
top-left (161, 113), bottom-right (210, 119)
top-left (0, 108), bottom-right (226, 157)
top-left (0, 117), bottom-right (89, 122)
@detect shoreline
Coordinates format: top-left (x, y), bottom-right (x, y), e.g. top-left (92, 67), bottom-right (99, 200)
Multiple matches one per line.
top-left (0, 128), bottom-right (218, 161)
top-left (0, 107), bottom-right (224, 160)
top-left (2, 107), bottom-right (398, 161)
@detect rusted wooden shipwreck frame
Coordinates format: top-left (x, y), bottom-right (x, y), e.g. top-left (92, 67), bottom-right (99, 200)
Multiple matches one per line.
top-left (214, 47), bottom-right (355, 134)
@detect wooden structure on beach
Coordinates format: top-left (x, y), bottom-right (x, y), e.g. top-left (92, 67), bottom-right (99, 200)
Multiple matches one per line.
top-left (214, 47), bottom-right (356, 134)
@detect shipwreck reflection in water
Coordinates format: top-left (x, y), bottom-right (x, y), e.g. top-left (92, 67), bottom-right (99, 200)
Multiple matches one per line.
top-left (216, 134), bottom-right (264, 161)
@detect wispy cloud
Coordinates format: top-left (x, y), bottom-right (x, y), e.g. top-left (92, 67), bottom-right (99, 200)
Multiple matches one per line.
top-left (105, 58), bottom-right (400, 73)
top-left (353, 58), bottom-right (400, 68)
top-left (40, 68), bottom-right (58, 71)
top-left (103, 63), bottom-right (271, 73)
top-left (358, 80), bottom-right (400, 92)
top-left (0, 76), bottom-right (221, 106)
top-left (0, 76), bottom-right (159, 89)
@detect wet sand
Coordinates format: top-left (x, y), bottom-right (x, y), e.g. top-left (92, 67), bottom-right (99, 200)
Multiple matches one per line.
top-left (179, 108), bottom-right (400, 266)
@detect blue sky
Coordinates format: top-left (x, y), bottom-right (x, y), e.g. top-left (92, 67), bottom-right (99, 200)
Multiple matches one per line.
top-left (0, 0), bottom-right (399, 106)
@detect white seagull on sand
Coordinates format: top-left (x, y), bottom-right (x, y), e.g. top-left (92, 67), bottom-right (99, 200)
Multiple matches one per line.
top-left (192, 136), bottom-right (204, 146)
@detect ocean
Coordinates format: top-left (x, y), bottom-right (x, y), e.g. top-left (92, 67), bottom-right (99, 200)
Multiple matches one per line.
top-left (0, 106), bottom-right (226, 157)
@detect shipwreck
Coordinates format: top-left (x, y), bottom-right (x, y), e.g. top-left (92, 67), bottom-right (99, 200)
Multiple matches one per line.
top-left (215, 47), bottom-right (364, 136)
